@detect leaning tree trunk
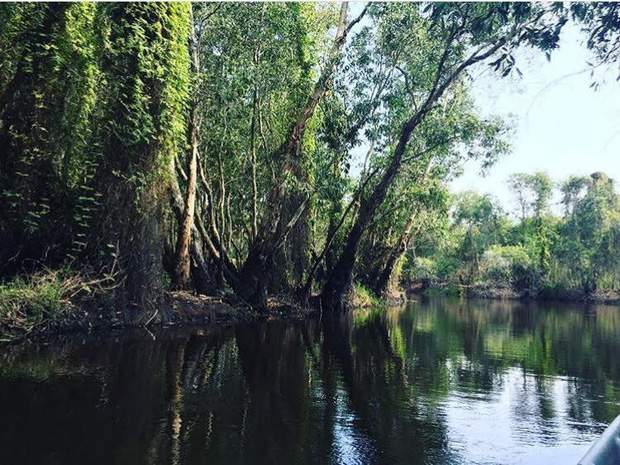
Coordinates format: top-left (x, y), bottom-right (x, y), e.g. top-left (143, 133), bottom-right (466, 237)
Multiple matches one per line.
top-left (172, 18), bottom-right (201, 290)
top-left (373, 158), bottom-right (432, 296)
top-left (170, 174), bottom-right (217, 296)
top-left (172, 105), bottom-right (198, 289)
top-left (321, 116), bottom-right (419, 310)
top-left (320, 34), bottom-right (508, 310)
top-left (373, 211), bottom-right (417, 296)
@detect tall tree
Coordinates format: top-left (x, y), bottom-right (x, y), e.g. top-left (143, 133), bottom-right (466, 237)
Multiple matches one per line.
top-left (90, 3), bottom-right (190, 316)
top-left (557, 172), bottom-right (620, 293)
top-left (195, 2), bottom-right (366, 307)
top-left (0, 3), bottom-right (98, 274)
top-left (321, 3), bottom-right (562, 309)
top-left (172, 4), bottom-right (201, 290)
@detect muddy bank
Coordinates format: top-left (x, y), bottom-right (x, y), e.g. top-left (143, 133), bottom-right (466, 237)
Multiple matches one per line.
top-left (0, 291), bottom-right (316, 342)
top-left (404, 280), bottom-right (620, 306)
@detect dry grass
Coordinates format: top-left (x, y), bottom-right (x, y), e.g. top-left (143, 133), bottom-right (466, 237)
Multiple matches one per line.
top-left (0, 269), bottom-right (115, 334)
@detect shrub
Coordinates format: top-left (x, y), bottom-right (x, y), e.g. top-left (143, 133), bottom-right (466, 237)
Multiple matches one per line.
top-left (352, 283), bottom-right (384, 308)
top-left (480, 245), bottom-right (540, 291)
top-left (408, 257), bottom-right (438, 281)
top-left (434, 256), bottom-right (461, 280)
top-left (481, 249), bottom-right (512, 282)
top-left (510, 261), bottom-right (541, 292)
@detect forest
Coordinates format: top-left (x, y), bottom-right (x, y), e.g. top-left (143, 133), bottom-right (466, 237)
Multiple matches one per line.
top-left (0, 2), bottom-right (619, 332)
top-left (401, 171), bottom-right (620, 300)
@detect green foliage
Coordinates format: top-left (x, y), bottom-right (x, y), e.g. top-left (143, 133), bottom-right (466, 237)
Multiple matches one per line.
top-left (87, 3), bottom-right (193, 306)
top-left (0, 2), bottom-right (617, 320)
top-left (412, 171), bottom-right (620, 298)
top-left (408, 257), bottom-right (439, 282)
top-left (0, 4), bottom-right (100, 269)
top-left (481, 245), bottom-right (530, 283)
top-left (508, 172), bottom-right (553, 219)
top-left (97, 2), bottom-right (190, 187)
top-left (193, 2), bottom-right (338, 266)
top-left (556, 173), bottom-right (620, 293)
top-left (353, 283), bottom-right (385, 309)
top-left (565, 2), bottom-right (620, 82)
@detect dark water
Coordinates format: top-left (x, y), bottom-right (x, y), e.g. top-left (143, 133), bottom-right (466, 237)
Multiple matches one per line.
top-left (1, 298), bottom-right (620, 465)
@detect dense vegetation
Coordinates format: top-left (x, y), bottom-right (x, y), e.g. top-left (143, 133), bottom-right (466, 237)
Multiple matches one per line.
top-left (404, 171), bottom-right (620, 300)
top-left (0, 2), bottom-right (618, 327)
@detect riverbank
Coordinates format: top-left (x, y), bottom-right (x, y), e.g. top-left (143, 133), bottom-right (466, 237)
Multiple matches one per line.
top-left (0, 284), bottom-right (315, 342)
top-left (406, 280), bottom-right (620, 306)
top-left (5, 275), bottom-right (618, 342)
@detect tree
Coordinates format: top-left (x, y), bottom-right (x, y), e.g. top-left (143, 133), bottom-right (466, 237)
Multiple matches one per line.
top-left (566, 2), bottom-right (620, 81)
top-left (507, 172), bottom-right (552, 220)
top-left (0, 3), bottom-right (99, 274)
top-left (321, 2), bottom-right (563, 309)
top-left (233, 3), bottom-right (367, 307)
top-left (171, 4), bottom-right (203, 290)
top-left (453, 192), bottom-right (506, 281)
top-left (507, 172), bottom-right (554, 274)
top-left (89, 3), bottom-right (191, 315)
top-left (353, 89), bottom-right (509, 297)
top-left (557, 172), bottom-right (620, 293)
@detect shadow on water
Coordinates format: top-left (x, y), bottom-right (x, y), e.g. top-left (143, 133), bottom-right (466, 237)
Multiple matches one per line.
top-left (0, 298), bottom-right (619, 464)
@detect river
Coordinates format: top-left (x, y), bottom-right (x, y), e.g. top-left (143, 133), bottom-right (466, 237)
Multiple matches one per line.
top-left (1, 297), bottom-right (619, 464)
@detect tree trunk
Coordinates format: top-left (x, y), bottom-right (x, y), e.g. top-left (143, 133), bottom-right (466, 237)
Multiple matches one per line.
top-left (321, 116), bottom-right (419, 310)
top-left (250, 85), bottom-right (259, 240)
top-left (89, 3), bottom-right (194, 318)
top-left (173, 6), bottom-right (206, 291)
top-left (172, 99), bottom-right (199, 289)
top-left (372, 158), bottom-right (433, 296)
top-left (170, 174), bottom-right (217, 296)
top-left (373, 211), bottom-right (417, 296)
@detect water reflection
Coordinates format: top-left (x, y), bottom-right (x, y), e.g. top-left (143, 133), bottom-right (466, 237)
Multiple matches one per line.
top-left (0, 298), bottom-right (619, 464)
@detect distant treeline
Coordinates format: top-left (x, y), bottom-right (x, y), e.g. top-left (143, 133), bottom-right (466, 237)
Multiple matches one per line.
top-left (0, 3), bottom-right (618, 322)
top-left (403, 172), bottom-right (620, 299)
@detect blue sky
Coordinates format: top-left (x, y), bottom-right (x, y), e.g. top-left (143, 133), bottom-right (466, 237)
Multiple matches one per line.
top-left (451, 23), bottom-right (620, 217)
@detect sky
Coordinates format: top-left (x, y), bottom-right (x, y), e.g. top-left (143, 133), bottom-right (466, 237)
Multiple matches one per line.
top-left (451, 23), bottom-right (620, 217)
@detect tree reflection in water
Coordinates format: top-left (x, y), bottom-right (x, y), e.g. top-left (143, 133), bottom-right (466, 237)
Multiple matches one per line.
top-left (0, 298), bottom-right (618, 465)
